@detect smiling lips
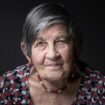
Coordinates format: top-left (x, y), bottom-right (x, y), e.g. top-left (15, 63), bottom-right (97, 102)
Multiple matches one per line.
top-left (45, 63), bottom-right (63, 70)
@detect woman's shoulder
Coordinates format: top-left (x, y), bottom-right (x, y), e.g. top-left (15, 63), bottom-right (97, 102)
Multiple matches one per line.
top-left (0, 64), bottom-right (32, 104)
top-left (78, 60), bottom-right (105, 80)
top-left (76, 61), bottom-right (105, 104)
top-left (0, 64), bottom-right (31, 91)
top-left (79, 60), bottom-right (105, 94)
top-left (0, 64), bottom-right (30, 79)
top-left (82, 66), bottom-right (105, 87)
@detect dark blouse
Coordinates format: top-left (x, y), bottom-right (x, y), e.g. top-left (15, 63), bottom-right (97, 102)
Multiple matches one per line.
top-left (0, 63), bottom-right (105, 105)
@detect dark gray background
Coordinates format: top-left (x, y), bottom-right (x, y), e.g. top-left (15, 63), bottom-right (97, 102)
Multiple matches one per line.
top-left (0, 0), bottom-right (105, 74)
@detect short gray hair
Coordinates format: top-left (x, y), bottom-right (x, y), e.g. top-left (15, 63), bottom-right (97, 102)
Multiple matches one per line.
top-left (22, 2), bottom-right (83, 57)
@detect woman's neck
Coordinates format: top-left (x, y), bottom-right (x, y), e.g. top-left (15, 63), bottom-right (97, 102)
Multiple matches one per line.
top-left (29, 66), bottom-right (81, 94)
top-left (37, 73), bottom-right (71, 94)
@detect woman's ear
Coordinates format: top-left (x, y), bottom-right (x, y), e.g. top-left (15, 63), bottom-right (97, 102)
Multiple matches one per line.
top-left (21, 42), bottom-right (33, 65)
top-left (21, 42), bottom-right (27, 56)
top-left (21, 42), bottom-right (31, 63)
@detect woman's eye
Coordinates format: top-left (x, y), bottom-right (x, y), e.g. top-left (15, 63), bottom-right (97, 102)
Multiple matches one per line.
top-left (37, 41), bottom-right (46, 46)
top-left (35, 41), bottom-right (47, 50)
top-left (37, 41), bottom-right (44, 45)
top-left (58, 40), bottom-right (66, 43)
top-left (57, 38), bottom-right (68, 44)
top-left (56, 39), bottom-right (68, 47)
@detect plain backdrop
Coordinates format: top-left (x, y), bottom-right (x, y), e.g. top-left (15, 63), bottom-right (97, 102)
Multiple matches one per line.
top-left (0, 0), bottom-right (105, 74)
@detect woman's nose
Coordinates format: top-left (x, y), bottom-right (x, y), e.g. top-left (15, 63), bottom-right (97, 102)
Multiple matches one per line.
top-left (46, 45), bottom-right (59, 60)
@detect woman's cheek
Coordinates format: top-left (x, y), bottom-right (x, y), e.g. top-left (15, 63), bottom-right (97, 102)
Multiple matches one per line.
top-left (31, 50), bottom-right (45, 65)
top-left (60, 46), bottom-right (73, 62)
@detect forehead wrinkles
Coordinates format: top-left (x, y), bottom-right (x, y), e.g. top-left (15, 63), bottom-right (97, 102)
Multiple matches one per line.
top-left (37, 24), bottom-right (69, 40)
top-left (37, 32), bottom-right (69, 41)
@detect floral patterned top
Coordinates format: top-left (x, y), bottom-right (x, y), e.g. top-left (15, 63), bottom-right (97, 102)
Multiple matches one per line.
top-left (0, 63), bottom-right (105, 105)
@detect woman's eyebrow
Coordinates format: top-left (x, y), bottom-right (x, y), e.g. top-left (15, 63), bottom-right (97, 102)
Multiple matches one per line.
top-left (36, 37), bottom-right (45, 41)
top-left (56, 34), bottom-right (69, 38)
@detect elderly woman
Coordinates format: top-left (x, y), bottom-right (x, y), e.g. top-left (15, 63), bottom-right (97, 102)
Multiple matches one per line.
top-left (0, 2), bottom-right (105, 105)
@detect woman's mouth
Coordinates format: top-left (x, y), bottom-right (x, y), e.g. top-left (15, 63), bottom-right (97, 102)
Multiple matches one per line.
top-left (45, 63), bottom-right (63, 70)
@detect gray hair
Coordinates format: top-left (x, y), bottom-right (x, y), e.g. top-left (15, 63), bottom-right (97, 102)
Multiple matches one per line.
top-left (22, 2), bottom-right (83, 57)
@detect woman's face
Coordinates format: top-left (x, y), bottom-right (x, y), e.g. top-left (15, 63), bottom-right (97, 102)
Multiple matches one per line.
top-left (30, 24), bottom-right (74, 81)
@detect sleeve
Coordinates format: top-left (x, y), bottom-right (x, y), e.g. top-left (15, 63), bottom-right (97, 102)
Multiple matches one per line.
top-left (93, 71), bottom-right (105, 104)
top-left (0, 72), bottom-right (13, 104)
top-left (100, 76), bottom-right (105, 104)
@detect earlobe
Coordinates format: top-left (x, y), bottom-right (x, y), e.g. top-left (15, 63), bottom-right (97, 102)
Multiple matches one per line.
top-left (28, 58), bottom-right (33, 66)
top-left (26, 56), bottom-right (33, 66)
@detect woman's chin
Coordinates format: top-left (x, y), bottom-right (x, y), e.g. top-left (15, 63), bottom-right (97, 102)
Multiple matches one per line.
top-left (43, 71), bottom-right (65, 82)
